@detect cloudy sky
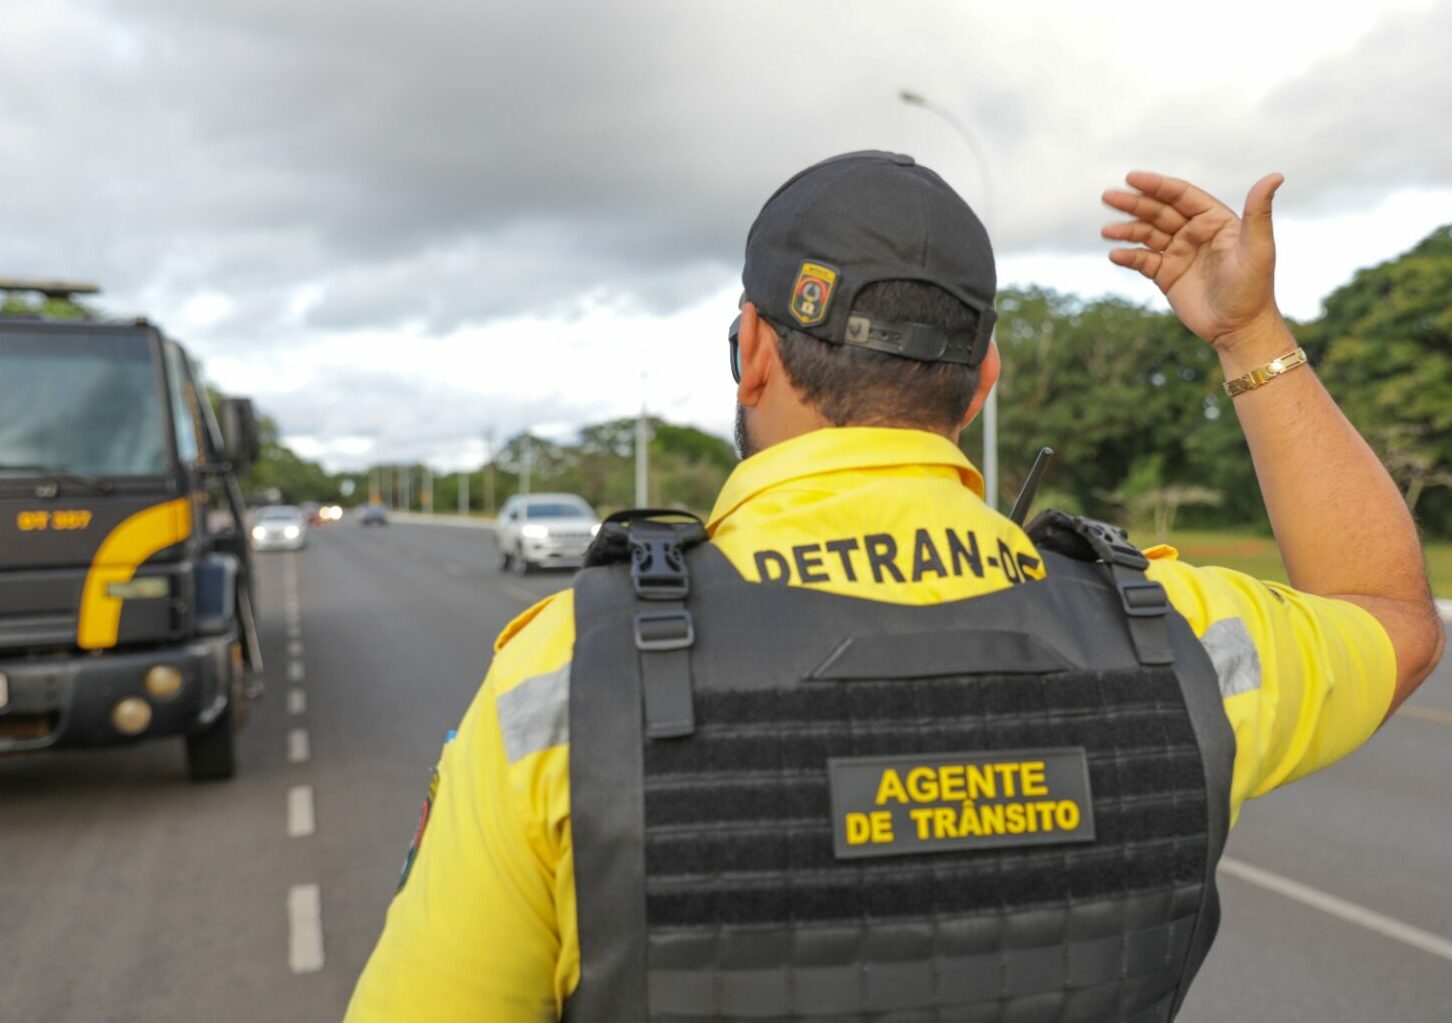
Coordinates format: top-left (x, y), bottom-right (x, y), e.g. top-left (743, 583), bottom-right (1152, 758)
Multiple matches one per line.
top-left (3, 0), bottom-right (1451, 470)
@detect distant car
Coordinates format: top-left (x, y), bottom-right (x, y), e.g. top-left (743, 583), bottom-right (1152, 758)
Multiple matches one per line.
top-left (250, 505), bottom-right (308, 552)
top-left (496, 493), bottom-right (600, 574)
top-left (358, 502), bottom-right (389, 526)
top-left (300, 501), bottom-right (322, 526)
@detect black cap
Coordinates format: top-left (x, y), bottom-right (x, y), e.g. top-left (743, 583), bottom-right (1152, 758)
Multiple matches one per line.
top-left (742, 150), bottom-right (996, 366)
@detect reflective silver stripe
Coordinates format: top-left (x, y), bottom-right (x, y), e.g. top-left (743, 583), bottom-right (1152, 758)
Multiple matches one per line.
top-left (498, 663), bottom-right (571, 763)
top-left (1200, 617), bottom-right (1261, 698)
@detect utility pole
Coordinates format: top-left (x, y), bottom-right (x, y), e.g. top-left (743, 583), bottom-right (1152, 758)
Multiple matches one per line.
top-left (382, 466), bottom-right (392, 508)
top-left (483, 427), bottom-right (496, 516)
top-left (459, 470), bottom-right (470, 516)
top-left (402, 466), bottom-right (412, 512)
top-left (423, 467), bottom-right (433, 513)
top-left (635, 371), bottom-right (650, 507)
top-left (899, 89), bottom-right (999, 510)
top-left (520, 435), bottom-right (533, 497)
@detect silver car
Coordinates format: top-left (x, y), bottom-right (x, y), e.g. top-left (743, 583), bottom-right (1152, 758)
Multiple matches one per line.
top-left (496, 493), bottom-right (599, 573)
top-left (250, 505), bottom-right (308, 552)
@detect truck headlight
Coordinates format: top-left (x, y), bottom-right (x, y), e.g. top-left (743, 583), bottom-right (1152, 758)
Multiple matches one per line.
top-left (144, 664), bottom-right (184, 699)
top-left (111, 697), bottom-right (152, 736)
top-left (284, 526), bottom-right (301, 539)
top-left (251, 526), bottom-right (266, 540)
top-left (522, 524), bottom-right (549, 539)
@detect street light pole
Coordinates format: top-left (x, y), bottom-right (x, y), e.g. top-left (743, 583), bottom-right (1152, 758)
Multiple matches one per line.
top-left (635, 371), bottom-right (650, 507)
top-left (899, 89), bottom-right (999, 512)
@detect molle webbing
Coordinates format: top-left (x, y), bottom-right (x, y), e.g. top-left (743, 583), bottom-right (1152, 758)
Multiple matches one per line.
top-left (567, 547), bottom-right (1233, 1023)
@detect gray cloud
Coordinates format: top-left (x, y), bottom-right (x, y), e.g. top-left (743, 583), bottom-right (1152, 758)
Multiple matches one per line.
top-left (8, 1), bottom-right (1450, 330)
top-left (2, 1), bottom-right (1448, 466)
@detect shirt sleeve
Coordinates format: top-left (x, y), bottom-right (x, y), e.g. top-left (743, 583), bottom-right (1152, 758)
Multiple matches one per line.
top-left (345, 591), bottom-right (577, 1023)
top-left (1146, 550), bottom-right (1397, 824)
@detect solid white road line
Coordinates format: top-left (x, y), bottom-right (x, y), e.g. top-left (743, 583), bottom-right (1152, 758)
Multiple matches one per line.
top-left (288, 688), bottom-right (307, 715)
top-left (287, 785), bottom-right (315, 837)
top-left (287, 884), bottom-right (325, 974)
top-left (1220, 857), bottom-right (1452, 964)
top-left (288, 728), bottom-right (310, 764)
top-left (1398, 705), bottom-right (1452, 728)
top-left (287, 660), bottom-right (305, 683)
top-left (288, 639), bottom-right (304, 657)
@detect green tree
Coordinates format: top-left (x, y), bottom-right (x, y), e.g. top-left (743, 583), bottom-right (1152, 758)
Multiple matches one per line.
top-left (1302, 225), bottom-right (1452, 533)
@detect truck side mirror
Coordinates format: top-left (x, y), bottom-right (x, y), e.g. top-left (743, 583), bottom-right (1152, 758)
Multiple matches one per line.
top-left (220, 397), bottom-right (261, 470)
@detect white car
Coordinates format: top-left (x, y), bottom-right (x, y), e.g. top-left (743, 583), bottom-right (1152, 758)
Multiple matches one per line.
top-left (496, 493), bottom-right (599, 574)
top-left (250, 505), bottom-right (308, 552)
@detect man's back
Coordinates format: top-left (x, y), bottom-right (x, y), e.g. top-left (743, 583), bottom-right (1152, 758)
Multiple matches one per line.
top-left (347, 427), bottom-right (1396, 1021)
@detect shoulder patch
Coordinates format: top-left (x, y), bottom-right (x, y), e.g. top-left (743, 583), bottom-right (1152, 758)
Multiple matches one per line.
top-left (494, 591), bottom-right (567, 653)
top-left (397, 766), bottom-right (441, 891)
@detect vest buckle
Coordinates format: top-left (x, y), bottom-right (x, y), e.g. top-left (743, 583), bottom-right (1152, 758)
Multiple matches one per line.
top-left (1118, 578), bottom-right (1169, 617)
top-left (634, 609), bottom-right (695, 652)
top-left (630, 530), bottom-right (689, 600)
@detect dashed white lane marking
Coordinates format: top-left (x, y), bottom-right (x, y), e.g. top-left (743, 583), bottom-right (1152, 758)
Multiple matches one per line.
top-left (444, 562), bottom-right (464, 577)
top-left (287, 884), bottom-right (325, 974)
top-left (287, 785), bottom-right (316, 837)
top-left (288, 639), bottom-right (304, 657)
top-left (1399, 705), bottom-right (1452, 728)
top-left (287, 660), bottom-right (305, 683)
top-left (286, 622), bottom-right (302, 640)
top-left (501, 583), bottom-right (539, 603)
top-left (288, 688), bottom-right (307, 715)
top-left (1220, 857), bottom-right (1452, 963)
top-left (288, 728), bottom-right (311, 764)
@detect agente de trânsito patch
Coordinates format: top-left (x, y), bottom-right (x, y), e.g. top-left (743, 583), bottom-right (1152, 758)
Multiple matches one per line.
top-left (828, 749), bottom-right (1095, 860)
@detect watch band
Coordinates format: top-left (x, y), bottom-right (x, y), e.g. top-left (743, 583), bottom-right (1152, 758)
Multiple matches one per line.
top-left (1223, 347), bottom-right (1309, 397)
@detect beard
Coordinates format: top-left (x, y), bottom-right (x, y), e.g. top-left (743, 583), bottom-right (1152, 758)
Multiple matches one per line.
top-left (734, 402), bottom-right (757, 460)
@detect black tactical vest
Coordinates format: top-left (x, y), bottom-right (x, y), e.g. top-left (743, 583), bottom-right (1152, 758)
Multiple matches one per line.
top-left (564, 513), bottom-right (1235, 1023)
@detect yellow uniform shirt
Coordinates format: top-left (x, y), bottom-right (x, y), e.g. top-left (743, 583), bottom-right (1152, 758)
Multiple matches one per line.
top-left (346, 427), bottom-right (1396, 1023)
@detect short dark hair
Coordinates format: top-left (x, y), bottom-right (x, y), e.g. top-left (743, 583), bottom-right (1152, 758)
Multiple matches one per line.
top-left (770, 279), bottom-right (982, 431)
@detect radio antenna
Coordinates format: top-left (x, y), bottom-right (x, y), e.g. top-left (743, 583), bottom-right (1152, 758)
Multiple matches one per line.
top-left (1008, 447), bottom-right (1055, 526)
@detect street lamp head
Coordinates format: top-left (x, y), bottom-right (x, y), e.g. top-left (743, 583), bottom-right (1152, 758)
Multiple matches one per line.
top-left (898, 89), bottom-right (926, 106)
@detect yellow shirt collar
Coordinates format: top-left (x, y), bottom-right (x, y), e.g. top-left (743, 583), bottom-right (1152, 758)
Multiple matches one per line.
top-left (707, 426), bottom-right (986, 533)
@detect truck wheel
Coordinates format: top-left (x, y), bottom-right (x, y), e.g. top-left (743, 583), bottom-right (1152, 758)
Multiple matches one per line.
top-left (186, 699), bottom-right (237, 782)
top-left (514, 547), bottom-right (534, 576)
top-left (499, 546), bottom-right (513, 571)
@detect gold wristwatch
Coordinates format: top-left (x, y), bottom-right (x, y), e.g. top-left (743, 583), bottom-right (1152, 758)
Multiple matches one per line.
top-left (1223, 347), bottom-right (1308, 397)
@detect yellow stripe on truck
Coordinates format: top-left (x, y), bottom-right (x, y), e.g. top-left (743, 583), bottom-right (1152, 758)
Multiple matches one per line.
top-left (77, 498), bottom-right (192, 650)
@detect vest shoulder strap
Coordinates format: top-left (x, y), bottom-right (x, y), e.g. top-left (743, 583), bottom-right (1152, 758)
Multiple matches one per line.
top-left (1026, 509), bottom-right (1173, 666)
top-left (583, 508), bottom-right (707, 739)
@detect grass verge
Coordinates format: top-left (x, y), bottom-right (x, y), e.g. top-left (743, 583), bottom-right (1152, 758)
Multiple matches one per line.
top-left (1153, 529), bottom-right (1452, 598)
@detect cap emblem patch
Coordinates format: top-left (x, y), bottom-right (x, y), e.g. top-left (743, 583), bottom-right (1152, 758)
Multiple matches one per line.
top-left (789, 262), bottom-right (838, 327)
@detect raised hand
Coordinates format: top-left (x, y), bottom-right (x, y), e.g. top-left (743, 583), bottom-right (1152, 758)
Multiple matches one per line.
top-left (1102, 171), bottom-right (1285, 350)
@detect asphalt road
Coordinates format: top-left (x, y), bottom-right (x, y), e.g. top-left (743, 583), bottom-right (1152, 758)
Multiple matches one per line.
top-left (1, 519), bottom-right (1449, 1022)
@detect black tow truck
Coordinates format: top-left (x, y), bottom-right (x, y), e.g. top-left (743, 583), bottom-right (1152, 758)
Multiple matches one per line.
top-left (0, 280), bottom-right (263, 780)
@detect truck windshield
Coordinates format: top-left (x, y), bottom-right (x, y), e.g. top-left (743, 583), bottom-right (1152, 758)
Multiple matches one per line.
top-left (0, 329), bottom-right (169, 478)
